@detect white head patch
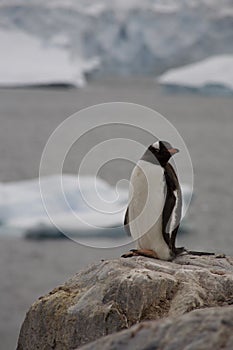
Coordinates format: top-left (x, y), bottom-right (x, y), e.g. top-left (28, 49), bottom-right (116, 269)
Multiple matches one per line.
top-left (152, 141), bottom-right (160, 150)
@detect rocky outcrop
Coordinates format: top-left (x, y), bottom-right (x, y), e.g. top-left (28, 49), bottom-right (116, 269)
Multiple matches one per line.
top-left (78, 306), bottom-right (233, 350)
top-left (17, 254), bottom-right (233, 350)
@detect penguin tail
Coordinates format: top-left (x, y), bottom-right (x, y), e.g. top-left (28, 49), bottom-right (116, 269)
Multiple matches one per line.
top-left (174, 246), bottom-right (186, 256)
top-left (173, 247), bottom-right (215, 257)
top-left (186, 250), bottom-right (215, 256)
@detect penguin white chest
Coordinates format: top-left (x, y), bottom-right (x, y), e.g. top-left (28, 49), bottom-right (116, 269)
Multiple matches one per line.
top-left (128, 160), bottom-right (172, 260)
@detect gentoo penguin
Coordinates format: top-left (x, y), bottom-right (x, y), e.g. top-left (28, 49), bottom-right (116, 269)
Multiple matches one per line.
top-left (122, 140), bottom-right (184, 261)
top-left (122, 140), bottom-right (215, 260)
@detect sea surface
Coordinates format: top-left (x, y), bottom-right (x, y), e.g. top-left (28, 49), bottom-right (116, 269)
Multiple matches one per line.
top-left (1, 78), bottom-right (233, 349)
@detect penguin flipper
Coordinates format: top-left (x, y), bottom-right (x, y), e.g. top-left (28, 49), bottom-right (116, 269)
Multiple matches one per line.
top-left (170, 225), bottom-right (180, 253)
top-left (163, 163), bottom-right (183, 254)
top-left (124, 207), bottom-right (131, 237)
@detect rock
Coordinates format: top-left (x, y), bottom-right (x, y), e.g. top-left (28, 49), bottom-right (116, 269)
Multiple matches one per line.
top-left (17, 255), bottom-right (233, 350)
top-left (78, 306), bottom-right (233, 350)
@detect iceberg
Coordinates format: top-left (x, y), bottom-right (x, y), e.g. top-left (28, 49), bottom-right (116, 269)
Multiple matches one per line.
top-left (0, 175), bottom-right (192, 243)
top-left (0, 30), bottom-right (99, 87)
top-left (0, 175), bottom-right (128, 240)
top-left (158, 55), bottom-right (233, 95)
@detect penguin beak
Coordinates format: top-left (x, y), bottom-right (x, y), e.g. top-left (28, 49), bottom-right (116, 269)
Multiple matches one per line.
top-left (168, 148), bottom-right (179, 155)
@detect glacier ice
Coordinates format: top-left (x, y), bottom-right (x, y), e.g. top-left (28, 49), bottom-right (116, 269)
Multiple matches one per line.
top-left (0, 0), bottom-right (232, 85)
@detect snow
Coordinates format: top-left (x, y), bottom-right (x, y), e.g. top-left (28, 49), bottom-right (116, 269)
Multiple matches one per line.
top-left (0, 0), bottom-right (232, 82)
top-left (158, 55), bottom-right (233, 94)
top-left (0, 30), bottom-right (99, 87)
top-left (0, 175), bottom-right (192, 241)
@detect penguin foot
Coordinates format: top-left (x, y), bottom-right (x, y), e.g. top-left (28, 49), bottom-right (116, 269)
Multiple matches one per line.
top-left (121, 249), bottom-right (158, 259)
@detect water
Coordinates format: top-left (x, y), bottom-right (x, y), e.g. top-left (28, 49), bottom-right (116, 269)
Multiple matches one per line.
top-left (0, 78), bottom-right (233, 349)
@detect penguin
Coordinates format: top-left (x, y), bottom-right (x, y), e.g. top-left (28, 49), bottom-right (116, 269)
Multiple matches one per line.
top-left (122, 140), bottom-right (215, 260)
top-left (122, 140), bottom-right (182, 261)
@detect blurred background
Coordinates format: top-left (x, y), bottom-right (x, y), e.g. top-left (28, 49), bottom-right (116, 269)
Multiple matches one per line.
top-left (0, 1), bottom-right (233, 349)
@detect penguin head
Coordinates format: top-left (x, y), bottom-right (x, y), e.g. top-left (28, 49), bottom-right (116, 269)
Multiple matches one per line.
top-left (149, 140), bottom-right (179, 165)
